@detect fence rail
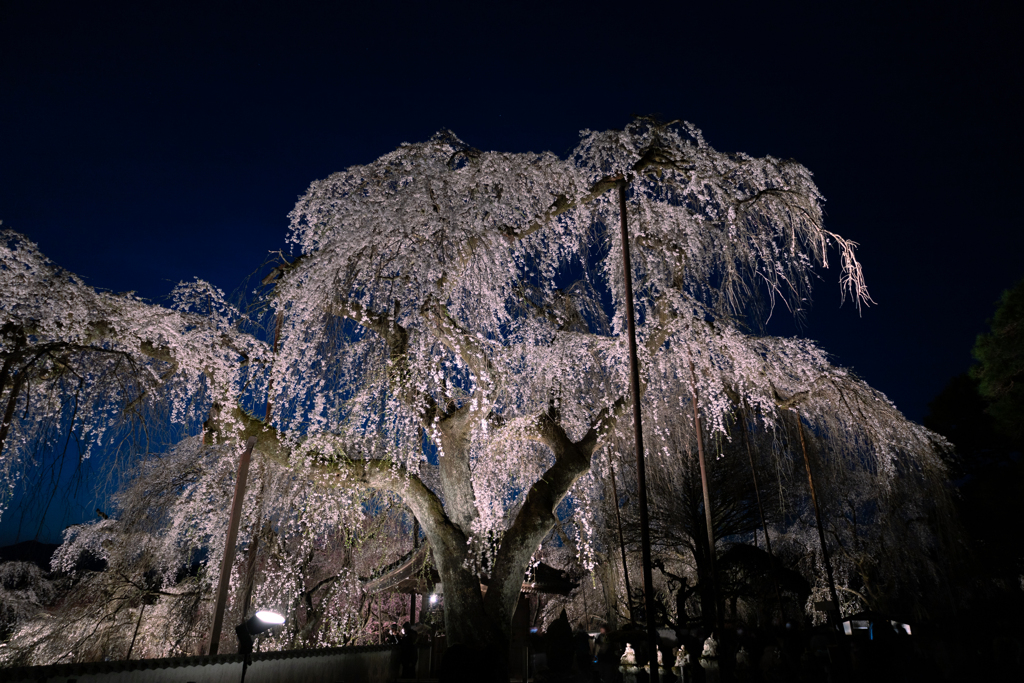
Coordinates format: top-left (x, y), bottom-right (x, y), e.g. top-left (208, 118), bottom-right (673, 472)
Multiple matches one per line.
top-left (4, 644), bottom-right (399, 683)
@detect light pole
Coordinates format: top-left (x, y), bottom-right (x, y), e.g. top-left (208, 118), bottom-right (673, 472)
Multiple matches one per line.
top-left (236, 610), bottom-right (285, 683)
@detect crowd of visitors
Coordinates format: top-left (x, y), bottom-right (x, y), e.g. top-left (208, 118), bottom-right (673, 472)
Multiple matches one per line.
top-left (388, 607), bottom-right (1022, 681)
top-left (520, 615), bottom-right (1022, 683)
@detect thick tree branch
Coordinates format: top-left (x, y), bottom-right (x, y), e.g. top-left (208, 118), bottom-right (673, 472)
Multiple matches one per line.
top-left (217, 402), bottom-right (470, 577)
top-left (311, 456), bottom-right (464, 555)
top-left (579, 395), bottom-right (630, 457)
top-left (330, 298), bottom-right (409, 366)
top-left (483, 412), bottom-right (592, 631)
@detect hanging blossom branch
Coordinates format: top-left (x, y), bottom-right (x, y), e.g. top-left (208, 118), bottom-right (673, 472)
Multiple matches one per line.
top-left (0, 230), bottom-right (270, 514)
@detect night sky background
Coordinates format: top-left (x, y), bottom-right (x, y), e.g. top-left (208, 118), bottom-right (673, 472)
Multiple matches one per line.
top-left (2, 1), bottom-right (1022, 545)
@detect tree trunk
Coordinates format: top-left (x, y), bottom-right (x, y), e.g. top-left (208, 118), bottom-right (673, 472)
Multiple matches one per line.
top-left (608, 460), bottom-right (635, 622)
top-left (406, 408), bottom-right (597, 681)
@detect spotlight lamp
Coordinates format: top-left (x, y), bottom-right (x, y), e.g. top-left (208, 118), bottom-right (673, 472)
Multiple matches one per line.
top-left (255, 610), bottom-right (286, 625)
top-left (235, 610), bottom-right (286, 683)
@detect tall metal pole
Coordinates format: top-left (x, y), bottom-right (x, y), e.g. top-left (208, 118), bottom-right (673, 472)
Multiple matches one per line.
top-left (795, 410), bottom-right (841, 627)
top-left (608, 459), bottom-right (636, 623)
top-left (207, 436), bottom-right (258, 655)
top-left (618, 180), bottom-right (659, 682)
top-left (689, 361), bottom-right (719, 629)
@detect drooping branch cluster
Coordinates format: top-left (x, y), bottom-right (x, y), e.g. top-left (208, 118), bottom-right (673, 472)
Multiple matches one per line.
top-left (0, 230), bottom-right (271, 515)
top-left (1, 435), bottom-right (403, 664)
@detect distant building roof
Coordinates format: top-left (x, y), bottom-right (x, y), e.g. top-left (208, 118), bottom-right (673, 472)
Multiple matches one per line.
top-left (362, 544), bottom-right (578, 596)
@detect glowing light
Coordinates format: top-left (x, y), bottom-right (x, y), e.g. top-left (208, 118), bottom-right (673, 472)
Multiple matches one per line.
top-left (256, 610), bottom-right (286, 625)
top-left (429, 594), bottom-right (438, 605)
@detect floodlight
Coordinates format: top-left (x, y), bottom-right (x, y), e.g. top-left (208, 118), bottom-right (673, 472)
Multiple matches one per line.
top-left (255, 610), bottom-right (285, 625)
top-left (236, 610), bottom-right (286, 683)
top-left (236, 610), bottom-right (286, 655)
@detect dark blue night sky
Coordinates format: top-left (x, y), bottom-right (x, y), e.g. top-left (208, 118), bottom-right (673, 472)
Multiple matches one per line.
top-left (2, 1), bottom-right (1022, 544)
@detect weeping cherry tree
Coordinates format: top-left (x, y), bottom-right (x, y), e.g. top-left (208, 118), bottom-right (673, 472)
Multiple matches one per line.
top-left (241, 119), bottom-right (882, 660)
top-left (1, 120), bottom-right (954, 672)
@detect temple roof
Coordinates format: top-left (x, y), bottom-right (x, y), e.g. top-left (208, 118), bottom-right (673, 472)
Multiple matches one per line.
top-left (362, 544), bottom-right (578, 596)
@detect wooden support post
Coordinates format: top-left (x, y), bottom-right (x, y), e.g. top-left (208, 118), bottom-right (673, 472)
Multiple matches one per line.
top-left (689, 361), bottom-right (719, 630)
top-left (126, 602), bottom-right (145, 660)
top-left (411, 516), bottom-right (419, 624)
top-left (617, 180), bottom-right (659, 682)
top-left (207, 436), bottom-right (258, 655)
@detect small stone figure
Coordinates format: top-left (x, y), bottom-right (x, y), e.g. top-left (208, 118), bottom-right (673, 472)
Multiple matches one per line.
top-left (672, 644), bottom-right (690, 674)
top-left (700, 634), bottom-right (720, 683)
top-left (620, 643), bottom-right (639, 683)
top-left (645, 647), bottom-right (664, 676)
